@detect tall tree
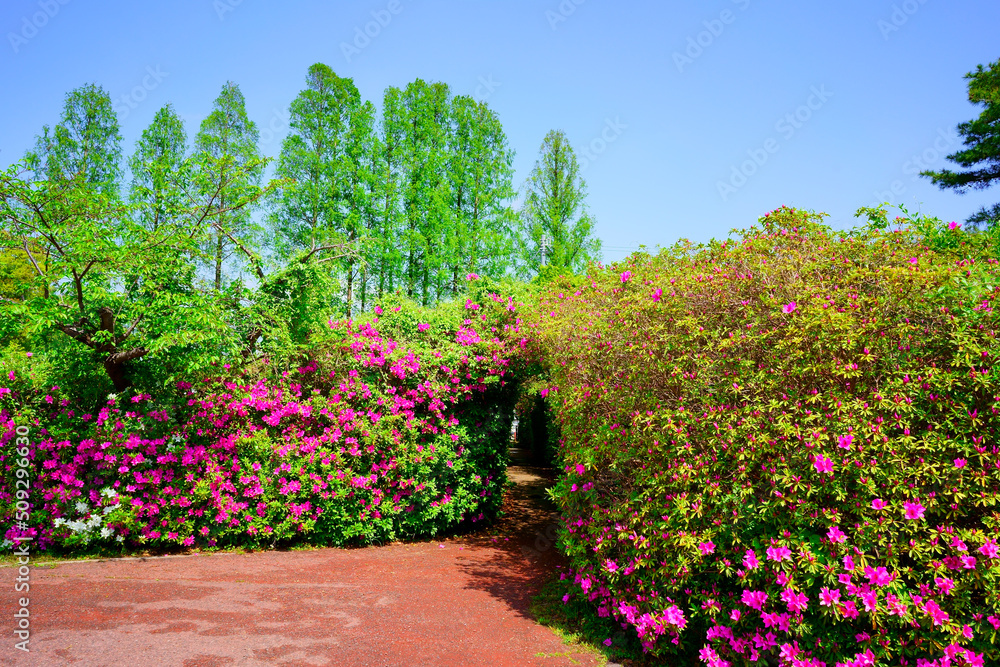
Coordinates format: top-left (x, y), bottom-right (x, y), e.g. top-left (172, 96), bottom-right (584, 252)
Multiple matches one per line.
top-left (446, 95), bottom-right (516, 293)
top-left (519, 130), bottom-right (601, 275)
top-left (922, 58), bottom-right (1000, 229)
top-left (367, 86), bottom-right (406, 306)
top-left (399, 79), bottom-right (451, 305)
top-left (271, 64), bottom-right (375, 315)
top-left (25, 83), bottom-right (123, 196)
top-left (192, 82), bottom-right (264, 290)
top-left (128, 104), bottom-right (189, 233)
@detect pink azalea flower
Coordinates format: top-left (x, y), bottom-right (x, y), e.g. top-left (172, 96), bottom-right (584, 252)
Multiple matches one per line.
top-left (417, 323), bottom-right (430, 332)
top-left (766, 546), bottom-right (792, 562)
top-left (652, 287), bottom-right (662, 302)
top-left (837, 434), bottom-right (853, 450)
top-left (903, 500), bottom-right (925, 520)
top-left (935, 577), bottom-right (955, 595)
top-left (827, 526), bottom-right (846, 543)
top-left (620, 270), bottom-right (632, 283)
top-left (813, 454), bottom-right (833, 475)
top-left (25, 352), bottom-right (33, 357)
top-left (782, 301), bottom-right (797, 314)
top-left (698, 541), bottom-right (715, 555)
top-left (819, 587), bottom-right (840, 607)
top-left (977, 539), bottom-right (999, 559)
top-left (466, 273), bottom-right (480, 280)
top-left (743, 548), bottom-right (760, 570)
top-left (871, 498), bottom-right (886, 510)
top-left (948, 221), bottom-right (961, 230)
top-left (954, 458), bottom-right (967, 468)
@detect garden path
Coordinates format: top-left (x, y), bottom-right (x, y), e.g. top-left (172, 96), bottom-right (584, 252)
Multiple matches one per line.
top-left (1, 454), bottom-right (602, 667)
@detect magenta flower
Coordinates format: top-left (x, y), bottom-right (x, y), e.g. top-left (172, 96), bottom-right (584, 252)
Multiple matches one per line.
top-left (766, 545), bottom-right (792, 562)
top-left (903, 500), bottom-right (926, 520)
top-left (948, 221), bottom-right (961, 230)
top-left (819, 587), bottom-right (840, 607)
top-left (871, 498), bottom-right (886, 510)
top-left (780, 588), bottom-right (808, 614)
top-left (741, 589), bottom-right (768, 610)
top-left (954, 458), bottom-right (967, 468)
top-left (652, 287), bottom-right (662, 302)
top-left (837, 434), bottom-right (853, 450)
top-left (698, 540), bottom-right (715, 555)
top-left (417, 323), bottom-right (430, 332)
top-left (782, 301), bottom-right (797, 314)
top-left (743, 548), bottom-right (760, 570)
top-left (25, 352), bottom-right (33, 357)
top-left (827, 526), bottom-right (846, 543)
top-left (977, 539), bottom-right (999, 559)
top-left (908, 257), bottom-right (919, 264)
top-left (812, 454), bottom-right (833, 475)
top-left (620, 270), bottom-right (632, 283)
top-left (466, 273), bottom-right (480, 280)
top-left (935, 576), bottom-right (955, 595)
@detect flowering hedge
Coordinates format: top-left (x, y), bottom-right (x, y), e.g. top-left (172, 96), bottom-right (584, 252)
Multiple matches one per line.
top-left (532, 208), bottom-right (1000, 666)
top-left (0, 281), bottom-right (528, 551)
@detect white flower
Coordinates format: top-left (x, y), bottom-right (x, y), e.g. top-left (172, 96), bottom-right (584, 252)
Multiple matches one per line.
top-left (101, 487), bottom-right (117, 498)
top-left (75, 501), bottom-right (89, 514)
top-left (102, 505), bottom-right (115, 515)
top-left (115, 535), bottom-right (124, 543)
top-left (53, 518), bottom-right (66, 527)
top-left (1, 540), bottom-right (12, 550)
top-left (100, 527), bottom-right (113, 539)
top-left (107, 393), bottom-right (118, 401)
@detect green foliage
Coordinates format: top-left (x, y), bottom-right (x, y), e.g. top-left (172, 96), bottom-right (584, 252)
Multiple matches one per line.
top-left (532, 206), bottom-right (1000, 664)
top-left (921, 57), bottom-right (1000, 229)
top-left (519, 129), bottom-right (602, 276)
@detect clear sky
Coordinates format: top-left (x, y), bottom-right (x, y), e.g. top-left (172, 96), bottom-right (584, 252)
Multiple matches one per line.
top-left (2, 0), bottom-right (998, 263)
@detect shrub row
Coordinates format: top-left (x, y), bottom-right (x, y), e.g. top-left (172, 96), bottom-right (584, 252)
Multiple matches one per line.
top-left (532, 208), bottom-right (1000, 666)
top-left (1, 280), bottom-right (527, 551)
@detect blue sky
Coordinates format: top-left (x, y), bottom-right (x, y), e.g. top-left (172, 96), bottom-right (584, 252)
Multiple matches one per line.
top-left (2, 0), bottom-right (998, 263)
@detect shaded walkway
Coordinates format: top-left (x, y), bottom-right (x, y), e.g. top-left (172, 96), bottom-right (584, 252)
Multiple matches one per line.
top-left (1, 459), bottom-right (600, 667)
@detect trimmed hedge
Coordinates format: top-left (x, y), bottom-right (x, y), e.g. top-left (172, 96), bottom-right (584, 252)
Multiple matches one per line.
top-left (533, 208), bottom-right (1000, 666)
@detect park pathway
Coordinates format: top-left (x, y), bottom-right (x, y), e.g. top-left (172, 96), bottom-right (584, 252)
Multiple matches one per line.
top-left (1, 451), bottom-right (603, 667)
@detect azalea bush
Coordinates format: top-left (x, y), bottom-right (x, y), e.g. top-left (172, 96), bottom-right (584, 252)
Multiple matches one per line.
top-left (0, 279), bottom-right (529, 551)
top-left (531, 207), bottom-right (1000, 666)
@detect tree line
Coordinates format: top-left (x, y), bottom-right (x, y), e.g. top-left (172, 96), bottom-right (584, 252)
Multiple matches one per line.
top-left (0, 63), bottom-right (601, 392)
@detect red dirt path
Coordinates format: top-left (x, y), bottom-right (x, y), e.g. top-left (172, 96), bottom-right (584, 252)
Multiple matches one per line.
top-left (1, 464), bottom-right (605, 667)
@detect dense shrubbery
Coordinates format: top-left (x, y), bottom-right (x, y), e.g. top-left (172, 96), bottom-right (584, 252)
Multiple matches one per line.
top-left (0, 279), bottom-right (529, 551)
top-left (532, 207), bottom-right (1000, 666)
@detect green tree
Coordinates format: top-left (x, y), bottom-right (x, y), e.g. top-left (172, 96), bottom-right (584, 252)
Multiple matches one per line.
top-left (399, 80), bottom-right (452, 305)
top-left (128, 104), bottom-right (189, 233)
top-left (25, 83), bottom-right (123, 196)
top-left (519, 130), bottom-right (601, 276)
top-left (921, 58), bottom-right (1000, 229)
top-left (367, 86), bottom-right (406, 306)
top-left (270, 63), bottom-right (374, 324)
top-left (445, 95), bottom-right (516, 292)
top-left (192, 82), bottom-right (265, 290)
